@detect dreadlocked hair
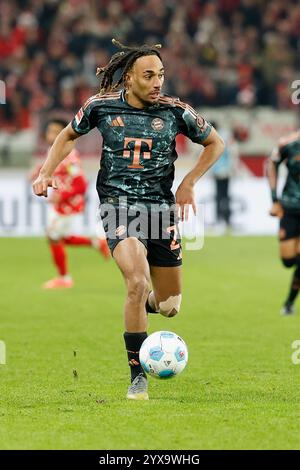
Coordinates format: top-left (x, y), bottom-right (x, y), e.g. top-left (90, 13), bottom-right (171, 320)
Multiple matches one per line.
top-left (96, 39), bottom-right (162, 95)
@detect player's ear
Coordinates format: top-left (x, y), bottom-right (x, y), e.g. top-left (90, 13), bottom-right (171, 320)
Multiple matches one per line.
top-left (124, 70), bottom-right (133, 90)
top-left (124, 75), bottom-right (129, 89)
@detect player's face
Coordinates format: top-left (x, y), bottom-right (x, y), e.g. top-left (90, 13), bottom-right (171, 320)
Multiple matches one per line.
top-left (45, 123), bottom-right (64, 145)
top-left (125, 55), bottom-right (164, 108)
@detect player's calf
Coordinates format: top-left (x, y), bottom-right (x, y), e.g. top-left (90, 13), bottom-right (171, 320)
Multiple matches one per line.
top-left (127, 275), bottom-right (150, 307)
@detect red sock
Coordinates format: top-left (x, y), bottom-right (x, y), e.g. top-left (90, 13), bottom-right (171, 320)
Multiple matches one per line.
top-left (49, 241), bottom-right (67, 276)
top-left (63, 236), bottom-right (92, 246)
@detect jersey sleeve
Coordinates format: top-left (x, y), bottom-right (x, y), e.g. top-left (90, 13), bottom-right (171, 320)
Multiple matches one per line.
top-left (71, 97), bottom-right (99, 135)
top-left (174, 100), bottom-right (212, 144)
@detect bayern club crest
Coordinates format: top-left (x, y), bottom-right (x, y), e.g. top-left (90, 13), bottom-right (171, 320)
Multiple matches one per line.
top-left (151, 118), bottom-right (164, 131)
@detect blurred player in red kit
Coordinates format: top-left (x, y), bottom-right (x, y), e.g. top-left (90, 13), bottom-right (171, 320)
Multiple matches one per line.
top-left (31, 118), bottom-right (110, 289)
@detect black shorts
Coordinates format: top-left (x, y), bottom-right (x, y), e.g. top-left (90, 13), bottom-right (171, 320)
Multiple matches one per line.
top-left (100, 204), bottom-right (182, 267)
top-left (279, 210), bottom-right (300, 241)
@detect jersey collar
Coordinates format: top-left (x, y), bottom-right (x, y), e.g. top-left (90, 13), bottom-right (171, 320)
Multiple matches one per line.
top-left (120, 89), bottom-right (160, 110)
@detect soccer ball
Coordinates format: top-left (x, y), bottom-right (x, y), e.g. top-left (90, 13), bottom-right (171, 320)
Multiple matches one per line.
top-left (139, 331), bottom-right (188, 379)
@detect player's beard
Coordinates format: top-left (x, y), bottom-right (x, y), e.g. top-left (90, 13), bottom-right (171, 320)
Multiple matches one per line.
top-left (141, 95), bottom-right (159, 107)
top-left (130, 89), bottom-right (158, 108)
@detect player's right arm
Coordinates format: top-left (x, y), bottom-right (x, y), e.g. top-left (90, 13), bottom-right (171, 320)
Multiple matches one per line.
top-left (267, 143), bottom-right (285, 218)
top-left (33, 124), bottom-right (80, 197)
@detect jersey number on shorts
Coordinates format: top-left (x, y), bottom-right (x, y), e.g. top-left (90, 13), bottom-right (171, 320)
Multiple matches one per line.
top-left (167, 225), bottom-right (180, 250)
top-left (123, 138), bottom-right (153, 169)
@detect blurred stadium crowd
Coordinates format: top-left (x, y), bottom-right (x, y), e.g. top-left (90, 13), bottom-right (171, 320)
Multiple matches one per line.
top-left (0, 0), bottom-right (300, 131)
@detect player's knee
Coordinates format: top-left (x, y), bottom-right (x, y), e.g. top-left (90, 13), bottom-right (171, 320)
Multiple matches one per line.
top-left (158, 294), bottom-right (182, 318)
top-left (47, 236), bottom-right (61, 244)
top-left (46, 227), bottom-right (61, 241)
top-left (127, 275), bottom-right (149, 302)
top-left (281, 257), bottom-right (297, 268)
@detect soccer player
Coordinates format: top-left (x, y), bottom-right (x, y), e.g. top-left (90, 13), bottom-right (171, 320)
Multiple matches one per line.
top-left (33, 40), bottom-right (224, 399)
top-left (267, 130), bottom-right (300, 314)
top-left (31, 118), bottom-right (110, 289)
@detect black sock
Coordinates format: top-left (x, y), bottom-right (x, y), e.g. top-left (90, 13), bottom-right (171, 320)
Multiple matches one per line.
top-left (145, 299), bottom-right (158, 313)
top-left (123, 332), bottom-right (147, 382)
top-left (286, 265), bottom-right (300, 305)
top-left (145, 291), bottom-right (159, 313)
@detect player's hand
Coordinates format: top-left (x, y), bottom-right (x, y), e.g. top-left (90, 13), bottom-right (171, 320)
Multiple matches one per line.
top-left (175, 180), bottom-right (196, 221)
top-left (270, 202), bottom-right (284, 218)
top-left (32, 173), bottom-right (58, 197)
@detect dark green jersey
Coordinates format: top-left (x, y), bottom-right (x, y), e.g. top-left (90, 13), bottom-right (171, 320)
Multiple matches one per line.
top-left (71, 90), bottom-right (211, 206)
top-left (271, 131), bottom-right (300, 211)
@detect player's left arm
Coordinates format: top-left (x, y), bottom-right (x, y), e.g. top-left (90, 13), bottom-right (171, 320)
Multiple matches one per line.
top-left (176, 127), bottom-right (225, 220)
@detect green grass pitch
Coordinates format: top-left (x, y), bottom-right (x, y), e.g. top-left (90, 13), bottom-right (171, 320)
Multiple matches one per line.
top-left (0, 236), bottom-right (300, 450)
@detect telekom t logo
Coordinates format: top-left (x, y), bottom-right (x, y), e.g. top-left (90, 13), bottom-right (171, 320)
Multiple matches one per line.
top-left (123, 137), bottom-right (153, 169)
